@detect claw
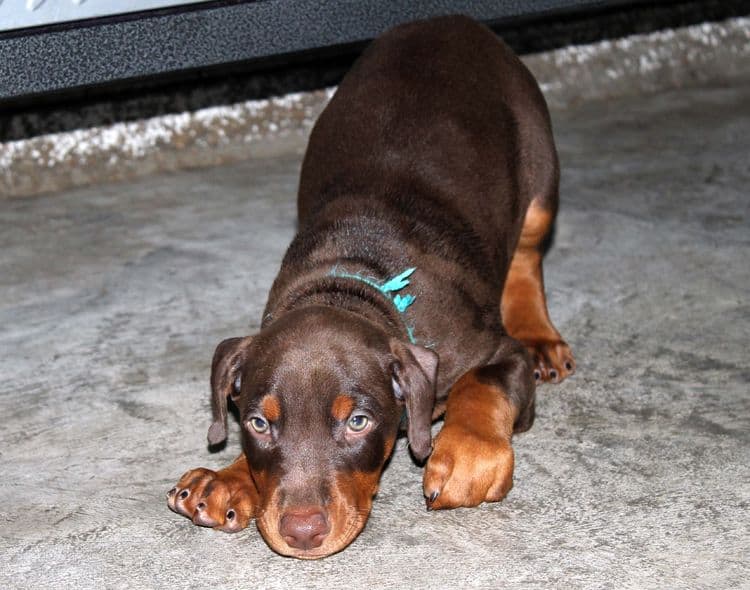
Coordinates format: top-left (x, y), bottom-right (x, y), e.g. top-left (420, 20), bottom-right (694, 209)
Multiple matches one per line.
top-left (192, 503), bottom-right (220, 528)
top-left (426, 490), bottom-right (440, 509)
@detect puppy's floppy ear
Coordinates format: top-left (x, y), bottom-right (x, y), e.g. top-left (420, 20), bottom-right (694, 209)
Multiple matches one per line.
top-left (389, 338), bottom-right (438, 462)
top-left (207, 336), bottom-right (253, 446)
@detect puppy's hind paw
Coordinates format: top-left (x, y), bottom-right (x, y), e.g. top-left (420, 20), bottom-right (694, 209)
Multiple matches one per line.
top-left (524, 339), bottom-right (575, 384)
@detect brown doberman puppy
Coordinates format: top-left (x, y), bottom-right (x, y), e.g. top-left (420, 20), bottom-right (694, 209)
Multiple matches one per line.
top-left (167, 15), bottom-right (574, 559)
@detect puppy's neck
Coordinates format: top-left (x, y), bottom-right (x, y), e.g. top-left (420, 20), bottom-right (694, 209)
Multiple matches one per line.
top-left (262, 269), bottom-right (411, 342)
top-left (262, 203), bottom-right (419, 342)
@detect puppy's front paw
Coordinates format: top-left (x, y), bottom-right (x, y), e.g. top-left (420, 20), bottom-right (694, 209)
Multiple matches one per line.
top-left (423, 423), bottom-right (514, 510)
top-left (167, 467), bottom-right (255, 532)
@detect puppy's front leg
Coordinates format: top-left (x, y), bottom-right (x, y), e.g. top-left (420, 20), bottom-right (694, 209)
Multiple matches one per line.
top-left (423, 340), bottom-right (535, 509)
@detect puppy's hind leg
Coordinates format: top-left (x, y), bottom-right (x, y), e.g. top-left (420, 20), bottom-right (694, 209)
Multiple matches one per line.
top-left (501, 193), bottom-right (576, 384)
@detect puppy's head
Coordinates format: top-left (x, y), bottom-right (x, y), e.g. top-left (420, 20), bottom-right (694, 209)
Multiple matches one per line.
top-left (207, 306), bottom-right (437, 559)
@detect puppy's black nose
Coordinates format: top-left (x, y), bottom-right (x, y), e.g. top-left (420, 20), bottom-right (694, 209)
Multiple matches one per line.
top-left (279, 508), bottom-right (330, 550)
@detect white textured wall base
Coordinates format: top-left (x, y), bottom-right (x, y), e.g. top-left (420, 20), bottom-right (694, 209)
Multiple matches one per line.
top-left (1, 17), bottom-right (749, 199)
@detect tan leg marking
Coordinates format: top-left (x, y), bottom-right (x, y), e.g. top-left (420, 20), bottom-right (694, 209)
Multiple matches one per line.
top-left (502, 200), bottom-right (575, 384)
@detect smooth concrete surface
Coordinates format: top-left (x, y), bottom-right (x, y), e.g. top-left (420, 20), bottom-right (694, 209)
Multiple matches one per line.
top-left (1, 81), bottom-right (749, 589)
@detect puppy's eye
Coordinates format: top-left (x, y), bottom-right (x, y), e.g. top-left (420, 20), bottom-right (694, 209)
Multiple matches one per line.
top-left (248, 416), bottom-right (269, 434)
top-left (347, 414), bottom-right (370, 433)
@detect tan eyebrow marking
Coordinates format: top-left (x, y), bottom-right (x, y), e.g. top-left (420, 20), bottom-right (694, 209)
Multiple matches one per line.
top-left (331, 395), bottom-right (355, 422)
top-left (261, 395), bottom-right (282, 422)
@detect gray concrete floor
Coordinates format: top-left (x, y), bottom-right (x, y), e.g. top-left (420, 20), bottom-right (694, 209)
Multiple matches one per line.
top-left (1, 80), bottom-right (749, 589)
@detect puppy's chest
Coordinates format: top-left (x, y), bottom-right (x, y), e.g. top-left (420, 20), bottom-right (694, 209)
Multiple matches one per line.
top-left (403, 276), bottom-right (504, 391)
